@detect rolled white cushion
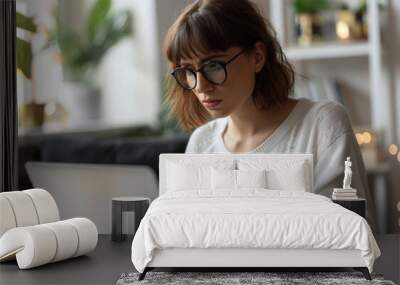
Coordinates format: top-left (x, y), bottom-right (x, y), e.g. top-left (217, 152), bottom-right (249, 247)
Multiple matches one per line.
top-left (42, 221), bottom-right (79, 262)
top-left (0, 196), bottom-right (16, 237)
top-left (64, 218), bottom-right (98, 257)
top-left (23, 189), bottom-right (60, 223)
top-left (0, 218), bottom-right (98, 269)
top-left (0, 191), bottom-right (39, 227)
top-left (0, 226), bottom-right (57, 269)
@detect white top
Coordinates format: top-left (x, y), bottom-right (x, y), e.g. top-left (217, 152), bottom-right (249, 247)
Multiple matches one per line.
top-left (185, 98), bottom-right (376, 229)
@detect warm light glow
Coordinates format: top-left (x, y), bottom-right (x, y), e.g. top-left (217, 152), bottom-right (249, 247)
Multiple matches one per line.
top-left (356, 133), bottom-right (364, 145)
top-left (337, 22), bottom-right (350, 40)
top-left (362, 132), bottom-right (372, 144)
top-left (389, 144), bottom-right (399, 155)
top-left (397, 152), bottom-right (400, 162)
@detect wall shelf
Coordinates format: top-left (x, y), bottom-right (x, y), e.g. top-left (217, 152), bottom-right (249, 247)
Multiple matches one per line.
top-left (285, 41), bottom-right (370, 61)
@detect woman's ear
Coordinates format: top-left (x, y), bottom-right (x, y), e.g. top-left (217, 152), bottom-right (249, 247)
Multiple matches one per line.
top-left (253, 41), bottom-right (266, 73)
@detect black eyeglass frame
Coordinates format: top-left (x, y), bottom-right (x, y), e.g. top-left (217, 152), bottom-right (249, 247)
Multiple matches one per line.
top-left (171, 47), bottom-right (250, 90)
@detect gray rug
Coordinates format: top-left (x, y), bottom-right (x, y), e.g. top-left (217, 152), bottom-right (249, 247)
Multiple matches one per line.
top-left (116, 271), bottom-right (396, 285)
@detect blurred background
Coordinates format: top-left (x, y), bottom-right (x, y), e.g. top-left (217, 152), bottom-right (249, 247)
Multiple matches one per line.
top-left (16, 0), bottom-right (400, 234)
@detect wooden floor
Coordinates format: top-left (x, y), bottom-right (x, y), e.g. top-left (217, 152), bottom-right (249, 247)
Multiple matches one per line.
top-left (0, 234), bottom-right (398, 285)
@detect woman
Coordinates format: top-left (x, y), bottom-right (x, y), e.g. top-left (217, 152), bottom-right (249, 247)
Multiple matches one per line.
top-left (163, 0), bottom-right (376, 230)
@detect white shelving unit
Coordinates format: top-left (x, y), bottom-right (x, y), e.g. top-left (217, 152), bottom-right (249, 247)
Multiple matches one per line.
top-left (285, 41), bottom-right (370, 60)
top-left (269, 0), bottom-right (395, 146)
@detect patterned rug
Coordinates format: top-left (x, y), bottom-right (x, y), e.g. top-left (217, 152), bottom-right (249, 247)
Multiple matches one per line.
top-left (116, 271), bottom-right (396, 285)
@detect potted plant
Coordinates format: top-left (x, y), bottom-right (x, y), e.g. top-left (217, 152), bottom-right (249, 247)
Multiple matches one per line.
top-left (293, 0), bottom-right (328, 45)
top-left (16, 11), bottom-right (46, 128)
top-left (47, 0), bottom-right (133, 123)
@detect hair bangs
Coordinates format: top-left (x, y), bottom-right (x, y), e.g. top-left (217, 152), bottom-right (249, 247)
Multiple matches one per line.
top-left (166, 9), bottom-right (231, 66)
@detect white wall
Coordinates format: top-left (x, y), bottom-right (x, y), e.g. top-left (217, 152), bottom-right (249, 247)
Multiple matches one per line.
top-left (98, 0), bottom-right (161, 126)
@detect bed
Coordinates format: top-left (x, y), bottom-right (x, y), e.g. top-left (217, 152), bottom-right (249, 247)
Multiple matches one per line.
top-left (131, 154), bottom-right (380, 281)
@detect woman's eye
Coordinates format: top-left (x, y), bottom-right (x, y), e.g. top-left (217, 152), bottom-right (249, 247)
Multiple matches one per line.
top-left (205, 62), bottom-right (222, 71)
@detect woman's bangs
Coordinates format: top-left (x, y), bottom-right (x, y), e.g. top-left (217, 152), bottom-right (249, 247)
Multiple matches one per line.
top-left (168, 12), bottom-right (230, 65)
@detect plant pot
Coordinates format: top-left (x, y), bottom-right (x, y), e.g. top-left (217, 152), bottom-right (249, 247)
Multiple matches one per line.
top-left (295, 13), bottom-right (322, 45)
top-left (19, 103), bottom-right (46, 128)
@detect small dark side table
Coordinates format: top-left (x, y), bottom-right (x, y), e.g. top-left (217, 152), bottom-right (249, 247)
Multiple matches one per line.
top-left (112, 197), bottom-right (150, 242)
top-left (332, 198), bottom-right (366, 218)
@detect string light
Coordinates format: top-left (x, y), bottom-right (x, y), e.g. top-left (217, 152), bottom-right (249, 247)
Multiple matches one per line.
top-left (388, 144), bottom-right (398, 156)
top-left (356, 133), bottom-right (364, 144)
top-left (356, 132), bottom-right (373, 145)
top-left (362, 132), bottom-right (372, 144)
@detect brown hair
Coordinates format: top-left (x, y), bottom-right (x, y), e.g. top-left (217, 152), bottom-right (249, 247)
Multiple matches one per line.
top-left (163, 0), bottom-right (295, 130)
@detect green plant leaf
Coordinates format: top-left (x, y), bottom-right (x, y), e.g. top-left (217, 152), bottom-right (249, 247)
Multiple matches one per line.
top-left (293, 0), bottom-right (328, 14)
top-left (16, 11), bottom-right (37, 32)
top-left (16, 38), bottom-right (33, 79)
top-left (86, 0), bottom-right (111, 41)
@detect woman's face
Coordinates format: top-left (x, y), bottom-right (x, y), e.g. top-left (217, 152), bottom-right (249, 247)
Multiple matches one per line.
top-left (179, 44), bottom-right (265, 118)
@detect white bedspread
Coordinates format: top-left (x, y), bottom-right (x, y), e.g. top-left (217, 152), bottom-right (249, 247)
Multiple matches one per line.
top-left (131, 190), bottom-right (380, 273)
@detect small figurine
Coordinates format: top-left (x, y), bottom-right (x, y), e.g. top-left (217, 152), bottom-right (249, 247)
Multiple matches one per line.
top-left (343, 156), bottom-right (352, 189)
top-left (332, 156), bottom-right (358, 200)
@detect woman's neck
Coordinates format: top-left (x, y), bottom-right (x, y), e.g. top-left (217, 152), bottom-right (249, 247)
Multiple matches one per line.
top-left (226, 98), bottom-right (297, 140)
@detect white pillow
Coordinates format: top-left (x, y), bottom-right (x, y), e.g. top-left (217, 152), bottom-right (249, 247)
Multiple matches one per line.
top-left (211, 168), bottom-right (236, 190)
top-left (237, 159), bottom-right (309, 191)
top-left (211, 168), bottom-right (268, 190)
top-left (236, 169), bottom-right (267, 189)
top-left (167, 160), bottom-right (235, 191)
top-left (268, 163), bottom-right (307, 191)
top-left (167, 162), bottom-right (209, 191)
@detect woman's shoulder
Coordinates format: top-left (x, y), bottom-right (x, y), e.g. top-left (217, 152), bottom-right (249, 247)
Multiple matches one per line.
top-left (185, 118), bottom-right (227, 152)
top-left (299, 98), bottom-right (352, 132)
top-left (191, 117), bottom-right (226, 137)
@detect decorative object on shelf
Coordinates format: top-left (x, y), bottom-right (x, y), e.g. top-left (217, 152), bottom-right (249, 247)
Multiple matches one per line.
top-left (335, 4), bottom-right (363, 41)
top-left (19, 103), bottom-right (45, 128)
top-left (293, 0), bottom-right (328, 45)
top-left (46, 0), bottom-right (134, 122)
top-left (332, 156), bottom-right (359, 200)
top-left (355, 0), bottom-right (368, 39)
top-left (343, 156), bottom-right (353, 189)
top-left (16, 11), bottom-right (46, 128)
top-left (44, 100), bottom-right (69, 127)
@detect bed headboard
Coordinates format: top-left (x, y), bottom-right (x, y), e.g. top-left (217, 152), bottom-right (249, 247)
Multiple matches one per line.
top-left (159, 153), bottom-right (313, 196)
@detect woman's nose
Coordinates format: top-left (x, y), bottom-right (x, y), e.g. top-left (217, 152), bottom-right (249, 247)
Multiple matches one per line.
top-left (195, 72), bottom-right (213, 93)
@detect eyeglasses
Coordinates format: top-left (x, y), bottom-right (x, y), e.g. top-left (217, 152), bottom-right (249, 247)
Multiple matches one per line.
top-left (171, 48), bottom-right (249, 90)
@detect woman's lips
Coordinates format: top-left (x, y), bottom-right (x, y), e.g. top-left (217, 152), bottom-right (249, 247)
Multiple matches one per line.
top-left (202, 99), bottom-right (222, 109)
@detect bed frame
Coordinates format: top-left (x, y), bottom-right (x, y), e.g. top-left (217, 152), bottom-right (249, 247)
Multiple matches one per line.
top-left (138, 154), bottom-right (371, 281)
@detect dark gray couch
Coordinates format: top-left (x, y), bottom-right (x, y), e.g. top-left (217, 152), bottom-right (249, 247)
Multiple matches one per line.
top-left (18, 135), bottom-right (189, 189)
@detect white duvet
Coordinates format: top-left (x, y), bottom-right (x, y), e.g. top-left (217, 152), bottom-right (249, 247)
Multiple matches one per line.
top-left (131, 190), bottom-right (380, 273)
